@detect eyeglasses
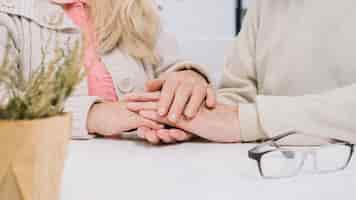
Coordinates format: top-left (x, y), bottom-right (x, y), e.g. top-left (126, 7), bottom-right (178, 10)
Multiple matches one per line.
top-left (248, 131), bottom-right (354, 179)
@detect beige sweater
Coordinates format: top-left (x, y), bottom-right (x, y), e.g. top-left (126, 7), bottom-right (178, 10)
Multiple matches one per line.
top-left (218, 0), bottom-right (356, 143)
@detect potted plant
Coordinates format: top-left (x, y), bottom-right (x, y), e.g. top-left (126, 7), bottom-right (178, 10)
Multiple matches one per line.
top-left (0, 41), bottom-right (84, 200)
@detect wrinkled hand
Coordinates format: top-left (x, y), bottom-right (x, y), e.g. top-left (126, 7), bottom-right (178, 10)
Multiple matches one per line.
top-left (127, 102), bottom-right (242, 143)
top-left (124, 70), bottom-right (216, 123)
top-left (87, 101), bottom-right (163, 136)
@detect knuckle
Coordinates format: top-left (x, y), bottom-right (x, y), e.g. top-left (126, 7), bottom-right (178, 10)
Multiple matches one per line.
top-left (162, 84), bottom-right (176, 95)
top-left (194, 85), bottom-right (207, 94)
top-left (179, 83), bottom-right (193, 94)
top-left (166, 74), bottom-right (180, 84)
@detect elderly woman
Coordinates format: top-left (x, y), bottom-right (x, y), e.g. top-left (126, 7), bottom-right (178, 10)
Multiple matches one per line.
top-left (128, 0), bottom-right (356, 144)
top-left (0, 0), bottom-right (215, 144)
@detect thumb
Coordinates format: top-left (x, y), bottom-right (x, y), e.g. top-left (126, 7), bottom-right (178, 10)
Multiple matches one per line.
top-left (145, 78), bottom-right (165, 92)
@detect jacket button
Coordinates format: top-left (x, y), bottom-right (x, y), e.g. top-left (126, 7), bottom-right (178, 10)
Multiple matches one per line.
top-left (117, 77), bottom-right (135, 93)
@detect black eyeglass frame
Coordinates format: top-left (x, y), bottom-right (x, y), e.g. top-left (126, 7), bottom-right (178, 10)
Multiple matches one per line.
top-left (248, 131), bottom-right (355, 178)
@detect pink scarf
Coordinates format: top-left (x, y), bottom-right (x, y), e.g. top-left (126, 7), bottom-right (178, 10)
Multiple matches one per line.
top-left (53, 0), bottom-right (118, 102)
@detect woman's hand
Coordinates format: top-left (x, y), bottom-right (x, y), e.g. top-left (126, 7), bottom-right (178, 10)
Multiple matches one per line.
top-left (87, 101), bottom-right (163, 136)
top-left (136, 127), bottom-right (193, 145)
top-left (127, 102), bottom-right (242, 143)
top-left (124, 70), bottom-right (216, 123)
top-left (87, 101), bottom-right (192, 144)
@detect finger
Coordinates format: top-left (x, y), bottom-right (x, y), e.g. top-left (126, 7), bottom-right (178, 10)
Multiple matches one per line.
top-left (145, 79), bottom-right (165, 92)
top-left (143, 129), bottom-right (160, 145)
top-left (98, 132), bottom-right (118, 137)
top-left (206, 86), bottom-right (217, 108)
top-left (158, 79), bottom-right (179, 116)
top-left (167, 129), bottom-right (190, 142)
top-left (139, 111), bottom-right (190, 133)
top-left (139, 118), bottom-right (164, 130)
top-left (123, 92), bottom-right (160, 102)
top-left (137, 127), bottom-right (148, 139)
top-left (139, 111), bottom-right (172, 125)
top-left (168, 83), bottom-right (193, 123)
top-left (127, 102), bottom-right (158, 112)
top-left (157, 129), bottom-right (176, 143)
top-left (184, 86), bottom-right (206, 119)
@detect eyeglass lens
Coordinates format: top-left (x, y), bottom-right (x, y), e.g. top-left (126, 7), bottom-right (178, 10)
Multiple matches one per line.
top-left (260, 144), bottom-right (351, 178)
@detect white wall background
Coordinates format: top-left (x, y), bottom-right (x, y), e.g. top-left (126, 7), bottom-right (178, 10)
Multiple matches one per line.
top-left (157, 0), bottom-right (237, 85)
top-left (157, 0), bottom-right (236, 38)
top-left (243, 0), bottom-right (250, 8)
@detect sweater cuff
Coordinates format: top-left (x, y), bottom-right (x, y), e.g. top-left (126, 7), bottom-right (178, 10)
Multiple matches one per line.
top-left (165, 61), bottom-right (212, 83)
top-left (239, 103), bottom-right (267, 142)
top-left (217, 94), bottom-right (239, 106)
top-left (64, 96), bottom-right (101, 140)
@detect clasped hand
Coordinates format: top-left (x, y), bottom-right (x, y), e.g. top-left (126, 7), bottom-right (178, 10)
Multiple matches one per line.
top-left (88, 70), bottom-right (217, 144)
top-left (126, 70), bottom-right (242, 144)
top-left (125, 70), bottom-right (216, 144)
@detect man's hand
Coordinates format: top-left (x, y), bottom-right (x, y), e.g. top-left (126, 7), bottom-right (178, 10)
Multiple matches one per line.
top-left (124, 70), bottom-right (216, 123)
top-left (127, 102), bottom-right (242, 143)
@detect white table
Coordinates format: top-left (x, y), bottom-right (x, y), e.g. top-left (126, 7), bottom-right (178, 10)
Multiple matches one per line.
top-left (61, 139), bottom-right (356, 200)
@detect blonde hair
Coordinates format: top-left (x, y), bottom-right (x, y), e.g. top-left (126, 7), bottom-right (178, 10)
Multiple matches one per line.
top-left (88, 0), bottom-right (161, 65)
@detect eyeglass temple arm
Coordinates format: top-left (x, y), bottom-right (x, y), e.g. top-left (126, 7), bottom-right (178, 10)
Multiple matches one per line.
top-left (269, 131), bottom-right (297, 141)
top-left (248, 131), bottom-right (298, 160)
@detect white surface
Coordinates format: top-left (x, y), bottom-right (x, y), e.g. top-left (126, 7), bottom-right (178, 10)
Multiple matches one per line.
top-left (61, 139), bottom-right (356, 200)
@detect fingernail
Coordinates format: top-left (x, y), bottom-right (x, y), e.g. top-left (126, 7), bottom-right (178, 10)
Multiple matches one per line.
top-left (158, 108), bottom-right (166, 116)
top-left (185, 110), bottom-right (193, 118)
top-left (137, 132), bottom-right (145, 138)
top-left (169, 114), bottom-right (177, 122)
